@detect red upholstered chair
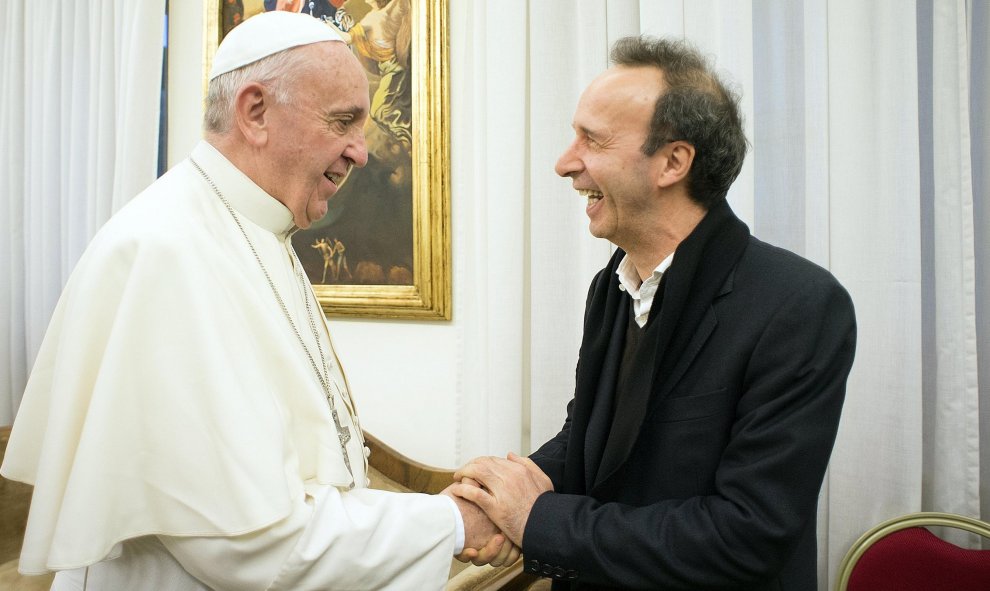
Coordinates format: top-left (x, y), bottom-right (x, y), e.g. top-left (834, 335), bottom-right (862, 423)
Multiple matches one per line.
top-left (835, 512), bottom-right (990, 591)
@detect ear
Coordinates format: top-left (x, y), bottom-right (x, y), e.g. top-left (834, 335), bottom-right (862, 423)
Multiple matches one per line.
top-left (232, 82), bottom-right (271, 148)
top-left (656, 141), bottom-right (696, 189)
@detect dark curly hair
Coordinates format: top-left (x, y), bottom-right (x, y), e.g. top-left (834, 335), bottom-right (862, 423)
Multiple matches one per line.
top-left (610, 36), bottom-right (748, 208)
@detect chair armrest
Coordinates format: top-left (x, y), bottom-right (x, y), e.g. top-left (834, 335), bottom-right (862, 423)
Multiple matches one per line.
top-left (365, 431), bottom-right (456, 494)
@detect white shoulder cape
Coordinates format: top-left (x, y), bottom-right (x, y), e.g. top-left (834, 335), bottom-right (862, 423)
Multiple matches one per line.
top-left (2, 142), bottom-right (363, 573)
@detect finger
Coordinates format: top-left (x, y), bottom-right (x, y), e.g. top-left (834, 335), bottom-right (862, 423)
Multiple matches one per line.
top-left (461, 476), bottom-right (482, 489)
top-left (507, 452), bottom-right (541, 475)
top-left (506, 544), bottom-right (521, 565)
top-left (491, 538), bottom-right (516, 567)
top-left (471, 533), bottom-right (505, 566)
top-left (451, 482), bottom-right (495, 512)
top-left (450, 481), bottom-right (491, 500)
top-left (454, 462), bottom-right (497, 489)
top-left (496, 543), bottom-right (521, 567)
top-left (453, 460), bottom-right (487, 483)
top-left (507, 453), bottom-right (553, 490)
top-left (455, 547), bottom-right (479, 563)
top-left (452, 457), bottom-right (482, 481)
top-left (488, 541), bottom-right (508, 567)
top-left (470, 534), bottom-right (503, 566)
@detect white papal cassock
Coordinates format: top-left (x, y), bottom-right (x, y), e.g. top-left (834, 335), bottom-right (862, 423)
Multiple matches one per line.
top-left (0, 141), bottom-right (457, 590)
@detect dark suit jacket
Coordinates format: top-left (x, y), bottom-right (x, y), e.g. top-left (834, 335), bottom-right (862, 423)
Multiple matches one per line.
top-left (523, 202), bottom-right (856, 590)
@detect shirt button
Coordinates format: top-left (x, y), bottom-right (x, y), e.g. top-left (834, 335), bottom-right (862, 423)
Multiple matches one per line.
top-left (363, 446), bottom-right (371, 459)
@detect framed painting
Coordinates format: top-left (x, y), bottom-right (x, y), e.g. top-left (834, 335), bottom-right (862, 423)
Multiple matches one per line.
top-left (204, 0), bottom-right (450, 319)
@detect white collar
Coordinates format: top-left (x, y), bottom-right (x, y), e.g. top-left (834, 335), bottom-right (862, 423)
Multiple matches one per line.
top-left (192, 140), bottom-right (297, 237)
top-left (615, 252), bottom-right (674, 297)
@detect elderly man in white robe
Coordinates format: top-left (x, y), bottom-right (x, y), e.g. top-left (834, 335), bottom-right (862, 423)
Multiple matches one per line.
top-left (1, 11), bottom-right (516, 591)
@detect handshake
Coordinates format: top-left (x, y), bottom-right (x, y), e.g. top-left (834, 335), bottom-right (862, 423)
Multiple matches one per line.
top-left (440, 453), bottom-right (553, 567)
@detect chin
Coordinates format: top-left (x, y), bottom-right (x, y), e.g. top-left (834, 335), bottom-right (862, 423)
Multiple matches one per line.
top-left (305, 210), bottom-right (328, 228)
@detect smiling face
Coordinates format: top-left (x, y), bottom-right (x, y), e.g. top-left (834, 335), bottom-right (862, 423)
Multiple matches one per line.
top-left (554, 66), bottom-right (668, 251)
top-left (265, 42), bottom-right (370, 228)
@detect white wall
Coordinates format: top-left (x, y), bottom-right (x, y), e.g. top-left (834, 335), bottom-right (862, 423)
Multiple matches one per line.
top-left (167, 5), bottom-right (465, 468)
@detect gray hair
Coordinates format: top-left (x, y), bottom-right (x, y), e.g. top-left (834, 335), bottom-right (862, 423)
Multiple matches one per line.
top-left (610, 36), bottom-right (748, 208)
top-left (203, 45), bottom-right (313, 134)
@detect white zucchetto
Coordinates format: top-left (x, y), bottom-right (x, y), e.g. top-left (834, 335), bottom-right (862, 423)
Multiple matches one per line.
top-left (209, 10), bottom-right (343, 80)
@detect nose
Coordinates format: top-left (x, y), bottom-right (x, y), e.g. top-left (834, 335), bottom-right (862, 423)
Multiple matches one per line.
top-left (555, 138), bottom-right (583, 178)
top-left (345, 129), bottom-right (369, 168)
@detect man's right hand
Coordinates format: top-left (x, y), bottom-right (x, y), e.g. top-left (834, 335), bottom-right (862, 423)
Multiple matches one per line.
top-left (451, 453), bottom-right (553, 547)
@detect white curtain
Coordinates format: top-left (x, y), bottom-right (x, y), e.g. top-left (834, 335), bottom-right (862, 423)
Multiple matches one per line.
top-left (0, 0), bottom-right (165, 422)
top-left (451, 0), bottom-right (989, 588)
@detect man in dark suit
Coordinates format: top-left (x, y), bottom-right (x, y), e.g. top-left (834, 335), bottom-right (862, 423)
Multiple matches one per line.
top-left (453, 35), bottom-right (856, 590)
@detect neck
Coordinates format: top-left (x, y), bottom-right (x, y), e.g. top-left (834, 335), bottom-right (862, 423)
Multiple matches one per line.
top-left (205, 134), bottom-right (253, 176)
top-left (205, 133), bottom-right (283, 205)
top-left (625, 197), bottom-right (707, 281)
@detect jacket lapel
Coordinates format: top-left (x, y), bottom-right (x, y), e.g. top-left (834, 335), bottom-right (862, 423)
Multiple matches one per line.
top-left (654, 270), bottom-right (735, 401)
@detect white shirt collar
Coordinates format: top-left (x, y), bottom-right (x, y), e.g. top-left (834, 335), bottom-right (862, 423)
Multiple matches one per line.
top-left (192, 140), bottom-right (297, 237)
top-left (616, 252), bottom-right (674, 297)
top-left (616, 252), bottom-right (675, 328)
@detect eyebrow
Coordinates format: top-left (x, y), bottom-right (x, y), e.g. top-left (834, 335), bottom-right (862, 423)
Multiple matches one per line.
top-left (576, 124), bottom-right (606, 142)
top-left (325, 106), bottom-right (367, 120)
top-left (338, 105), bottom-right (365, 117)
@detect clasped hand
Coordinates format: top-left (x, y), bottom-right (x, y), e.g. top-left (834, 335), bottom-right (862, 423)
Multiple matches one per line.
top-left (442, 453), bottom-right (553, 567)
top-left (441, 480), bottom-right (519, 567)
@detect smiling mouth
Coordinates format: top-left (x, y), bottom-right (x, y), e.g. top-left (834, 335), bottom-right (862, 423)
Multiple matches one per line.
top-left (324, 171), bottom-right (344, 185)
top-left (578, 189), bottom-right (603, 206)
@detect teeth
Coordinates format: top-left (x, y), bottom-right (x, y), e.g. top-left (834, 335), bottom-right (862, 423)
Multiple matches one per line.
top-left (324, 165), bottom-right (353, 187)
top-left (578, 189), bottom-right (603, 204)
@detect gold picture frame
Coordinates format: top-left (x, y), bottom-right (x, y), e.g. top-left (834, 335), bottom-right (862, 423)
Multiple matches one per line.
top-left (204, 0), bottom-right (450, 320)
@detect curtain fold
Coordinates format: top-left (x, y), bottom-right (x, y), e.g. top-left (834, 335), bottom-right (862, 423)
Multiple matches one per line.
top-left (927, 0), bottom-right (981, 540)
top-left (825, 1), bottom-right (926, 586)
top-left (0, 1), bottom-right (27, 423)
top-left (451, 0), bottom-right (528, 461)
top-left (0, 0), bottom-right (164, 421)
top-left (972, 0), bottom-right (990, 530)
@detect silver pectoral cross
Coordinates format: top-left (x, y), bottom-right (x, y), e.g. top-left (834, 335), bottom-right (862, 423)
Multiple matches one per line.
top-left (331, 408), bottom-right (354, 477)
top-left (332, 409), bottom-right (352, 445)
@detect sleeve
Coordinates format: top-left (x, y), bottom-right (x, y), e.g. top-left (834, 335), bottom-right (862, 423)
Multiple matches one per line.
top-left (442, 494), bottom-right (467, 554)
top-left (160, 485), bottom-right (457, 591)
top-left (529, 398), bottom-right (574, 488)
top-left (522, 277), bottom-right (856, 589)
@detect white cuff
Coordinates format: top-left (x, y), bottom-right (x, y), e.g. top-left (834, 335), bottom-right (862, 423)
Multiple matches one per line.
top-left (440, 494), bottom-right (465, 555)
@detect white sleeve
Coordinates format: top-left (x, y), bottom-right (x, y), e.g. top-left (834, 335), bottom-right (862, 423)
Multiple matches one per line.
top-left (440, 493), bottom-right (466, 554)
top-left (159, 485), bottom-right (457, 591)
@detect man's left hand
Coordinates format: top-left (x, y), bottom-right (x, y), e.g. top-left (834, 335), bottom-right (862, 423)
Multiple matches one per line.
top-left (452, 453), bottom-right (553, 547)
